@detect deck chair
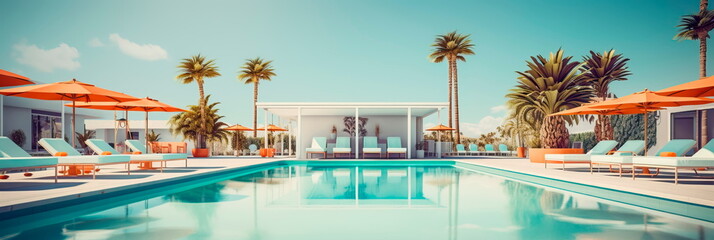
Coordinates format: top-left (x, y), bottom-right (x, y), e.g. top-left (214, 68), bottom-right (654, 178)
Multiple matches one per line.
top-left (38, 138), bottom-right (130, 179)
top-left (468, 144), bottom-right (479, 156)
top-left (484, 144), bottom-right (496, 156)
top-left (0, 137), bottom-right (58, 182)
top-left (632, 139), bottom-right (714, 184)
top-left (305, 137), bottom-right (327, 159)
top-left (362, 137), bottom-right (382, 158)
top-left (455, 144), bottom-right (467, 156)
top-left (333, 137), bottom-right (352, 158)
top-left (544, 140), bottom-right (618, 170)
top-left (498, 144), bottom-right (512, 156)
top-left (387, 137), bottom-right (407, 159)
top-left (87, 139), bottom-right (187, 172)
top-left (591, 139), bottom-right (695, 177)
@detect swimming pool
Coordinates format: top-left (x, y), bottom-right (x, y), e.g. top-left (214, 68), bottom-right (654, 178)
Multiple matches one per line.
top-left (0, 161), bottom-right (712, 239)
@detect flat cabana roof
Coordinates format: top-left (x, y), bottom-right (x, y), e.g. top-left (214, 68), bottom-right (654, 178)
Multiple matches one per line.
top-left (256, 102), bottom-right (449, 120)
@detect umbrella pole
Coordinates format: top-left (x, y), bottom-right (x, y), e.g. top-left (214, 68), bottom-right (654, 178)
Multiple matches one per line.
top-left (145, 111), bottom-right (149, 154)
top-left (644, 111), bottom-right (648, 156)
top-left (72, 101), bottom-right (76, 148)
top-left (114, 111), bottom-right (118, 151)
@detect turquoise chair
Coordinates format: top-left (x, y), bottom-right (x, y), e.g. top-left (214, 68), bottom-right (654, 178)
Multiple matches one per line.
top-left (38, 138), bottom-right (131, 179)
top-left (654, 139), bottom-right (697, 156)
top-left (333, 137), bottom-right (352, 158)
top-left (387, 137), bottom-right (407, 159)
top-left (455, 144), bottom-right (467, 156)
top-left (468, 144), bottom-right (479, 156)
top-left (362, 137), bottom-right (382, 158)
top-left (0, 137), bottom-right (58, 182)
top-left (305, 137), bottom-right (327, 159)
top-left (484, 144), bottom-right (496, 155)
top-left (498, 144), bottom-right (512, 156)
top-left (591, 139), bottom-right (693, 177)
top-left (545, 140), bottom-right (619, 170)
top-left (633, 139), bottom-right (714, 184)
top-left (88, 139), bottom-right (188, 170)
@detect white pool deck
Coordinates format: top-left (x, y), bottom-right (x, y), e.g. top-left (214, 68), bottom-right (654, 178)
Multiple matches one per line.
top-left (0, 157), bottom-right (711, 216)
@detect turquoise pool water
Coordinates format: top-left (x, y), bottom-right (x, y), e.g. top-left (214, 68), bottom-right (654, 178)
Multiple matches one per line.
top-left (1, 162), bottom-right (712, 240)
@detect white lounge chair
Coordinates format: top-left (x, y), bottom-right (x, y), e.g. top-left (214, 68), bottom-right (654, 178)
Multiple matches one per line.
top-left (38, 138), bottom-right (130, 179)
top-left (632, 139), bottom-right (714, 184)
top-left (333, 137), bottom-right (352, 159)
top-left (86, 139), bottom-right (188, 172)
top-left (387, 137), bottom-right (407, 159)
top-left (305, 137), bottom-right (327, 159)
top-left (590, 139), bottom-right (695, 177)
top-left (0, 137), bottom-right (58, 182)
top-left (544, 140), bottom-right (618, 170)
top-left (362, 137), bottom-right (382, 158)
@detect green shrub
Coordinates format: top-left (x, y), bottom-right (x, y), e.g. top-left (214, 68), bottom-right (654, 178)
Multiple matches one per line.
top-left (612, 113), bottom-right (658, 150)
top-left (9, 129), bottom-right (26, 147)
top-left (570, 132), bottom-right (596, 152)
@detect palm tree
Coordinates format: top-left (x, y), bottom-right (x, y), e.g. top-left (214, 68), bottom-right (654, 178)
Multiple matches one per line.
top-left (238, 57), bottom-right (276, 137)
top-left (429, 31), bottom-right (475, 144)
top-left (176, 54), bottom-right (221, 149)
top-left (581, 50), bottom-right (631, 141)
top-left (675, 2), bottom-right (714, 147)
top-left (169, 96), bottom-right (230, 149)
top-left (506, 49), bottom-right (594, 148)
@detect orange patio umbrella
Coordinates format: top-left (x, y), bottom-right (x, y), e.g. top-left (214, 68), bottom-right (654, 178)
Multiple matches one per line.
top-left (70, 97), bottom-right (186, 152)
top-left (589, 89), bottom-right (714, 155)
top-left (656, 75), bottom-right (714, 97)
top-left (0, 69), bottom-right (34, 87)
top-left (0, 79), bottom-right (137, 147)
top-left (255, 124), bottom-right (288, 132)
top-left (225, 124), bottom-right (254, 131)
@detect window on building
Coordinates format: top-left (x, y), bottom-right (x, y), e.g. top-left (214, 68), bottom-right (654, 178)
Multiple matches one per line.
top-left (31, 110), bottom-right (62, 151)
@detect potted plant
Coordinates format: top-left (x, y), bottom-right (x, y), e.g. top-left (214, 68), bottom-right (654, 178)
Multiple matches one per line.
top-left (416, 142), bottom-right (425, 159)
top-left (9, 129), bottom-right (26, 148)
top-left (169, 96), bottom-right (229, 158)
top-left (330, 125), bottom-right (337, 139)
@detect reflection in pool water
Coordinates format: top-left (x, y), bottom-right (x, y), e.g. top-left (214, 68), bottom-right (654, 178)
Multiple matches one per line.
top-left (2, 165), bottom-right (712, 240)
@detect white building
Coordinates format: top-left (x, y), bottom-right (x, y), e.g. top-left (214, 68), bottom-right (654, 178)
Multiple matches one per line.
top-left (258, 102), bottom-right (449, 159)
top-left (1, 96), bottom-right (97, 152)
top-left (654, 103), bottom-right (714, 155)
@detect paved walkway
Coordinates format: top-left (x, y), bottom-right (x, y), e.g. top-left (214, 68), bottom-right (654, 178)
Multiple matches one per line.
top-left (455, 157), bottom-right (714, 206)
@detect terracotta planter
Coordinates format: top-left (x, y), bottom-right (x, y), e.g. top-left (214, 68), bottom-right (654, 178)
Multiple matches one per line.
top-left (517, 147), bottom-right (527, 158)
top-left (260, 148), bottom-right (276, 158)
top-left (192, 148), bottom-right (210, 158)
top-left (529, 148), bottom-right (583, 163)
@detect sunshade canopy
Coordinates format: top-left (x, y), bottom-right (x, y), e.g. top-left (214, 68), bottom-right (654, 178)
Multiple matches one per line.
top-left (656, 75), bottom-right (714, 97)
top-left (0, 69), bottom-right (34, 87)
top-left (426, 124), bottom-right (455, 131)
top-left (552, 104), bottom-right (664, 116)
top-left (256, 124), bottom-right (288, 132)
top-left (225, 124), bottom-right (254, 131)
top-left (589, 89), bottom-right (714, 109)
top-left (0, 78), bottom-right (137, 102)
top-left (68, 97), bottom-right (185, 112)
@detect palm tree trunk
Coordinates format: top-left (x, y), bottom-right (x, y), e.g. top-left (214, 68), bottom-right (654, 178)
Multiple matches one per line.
top-left (451, 59), bottom-right (461, 144)
top-left (198, 81), bottom-right (206, 149)
top-left (447, 59), bottom-right (454, 141)
top-left (540, 115), bottom-right (569, 148)
top-left (253, 81), bottom-right (259, 137)
top-left (701, 34), bottom-right (709, 148)
top-left (701, 0), bottom-right (708, 11)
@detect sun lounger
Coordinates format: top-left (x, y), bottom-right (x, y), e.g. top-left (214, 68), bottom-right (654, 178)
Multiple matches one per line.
top-left (86, 139), bottom-right (187, 172)
top-left (455, 144), bottom-right (467, 156)
top-left (0, 137), bottom-right (58, 182)
top-left (632, 139), bottom-right (714, 184)
top-left (333, 137), bottom-right (352, 158)
top-left (362, 136), bottom-right (382, 158)
top-left (484, 144), bottom-right (496, 156)
top-left (305, 137), bottom-right (327, 159)
top-left (38, 138), bottom-right (130, 179)
top-left (498, 144), bottom-right (513, 156)
top-left (387, 137), bottom-right (407, 159)
top-left (544, 140), bottom-right (618, 170)
top-left (590, 139), bottom-right (695, 177)
top-left (468, 144), bottom-right (479, 156)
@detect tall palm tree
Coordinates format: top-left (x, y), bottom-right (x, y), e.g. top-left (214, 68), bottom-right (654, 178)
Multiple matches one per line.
top-left (238, 57), bottom-right (276, 137)
top-left (176, 54), bottom-right (221, 148)
top-left (506, 49), bottom-right (594, 148)
top-left (675, 1), bottom-right (714, 147)
top-left (581, 50), bottom-right (631, 141)
top-left (429, 31), bottom-right (475, 144)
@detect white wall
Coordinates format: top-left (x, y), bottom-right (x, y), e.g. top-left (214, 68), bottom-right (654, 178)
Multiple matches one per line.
top-left (2, 105), bottom-right (92, 151)
top-left (297, 115), bottom-right (419, 158)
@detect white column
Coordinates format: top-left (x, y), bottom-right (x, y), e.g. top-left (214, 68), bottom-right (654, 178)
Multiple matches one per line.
top-left (264, 108), bottom-right (268, 149)
top-left (288, 120), bottom-right (292, 156)
top-left (355, 107), bottom-right (360, 159)
top-left (407, 107), bottom-right (412, 159)
top-left (297, 107), bottom-right (302, 158)
top-left (437, 107), bottom-right (442, 159)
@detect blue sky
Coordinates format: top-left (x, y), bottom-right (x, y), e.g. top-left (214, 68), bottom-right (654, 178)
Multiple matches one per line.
top-left (0, 0), bottom-right (706, 137)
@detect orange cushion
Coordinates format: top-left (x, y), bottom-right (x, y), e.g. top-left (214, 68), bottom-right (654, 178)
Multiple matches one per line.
top-left (101, 151), bottom-right (113, 155)
top-left (132, 151), bottom-right (142, 155)
top-left (660, 152), bottom-right (677, 157)
top-left (54, 152), bottom-right (68, 157)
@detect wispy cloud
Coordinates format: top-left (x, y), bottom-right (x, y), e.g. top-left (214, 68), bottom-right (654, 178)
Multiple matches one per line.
top-left (109, 33), bottom-right (167, 61)
top-left (88, 38), bottom-right (104, 47)
top-left (460, 115), bottom-right (505, 137)
top-left (490, 105), bottom-right (508, 113)
top-left (13, 42), bottom-right (80, 72)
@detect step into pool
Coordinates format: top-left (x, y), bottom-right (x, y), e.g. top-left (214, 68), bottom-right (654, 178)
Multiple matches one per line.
top-left (0, 161), bottom-right (712, 240)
